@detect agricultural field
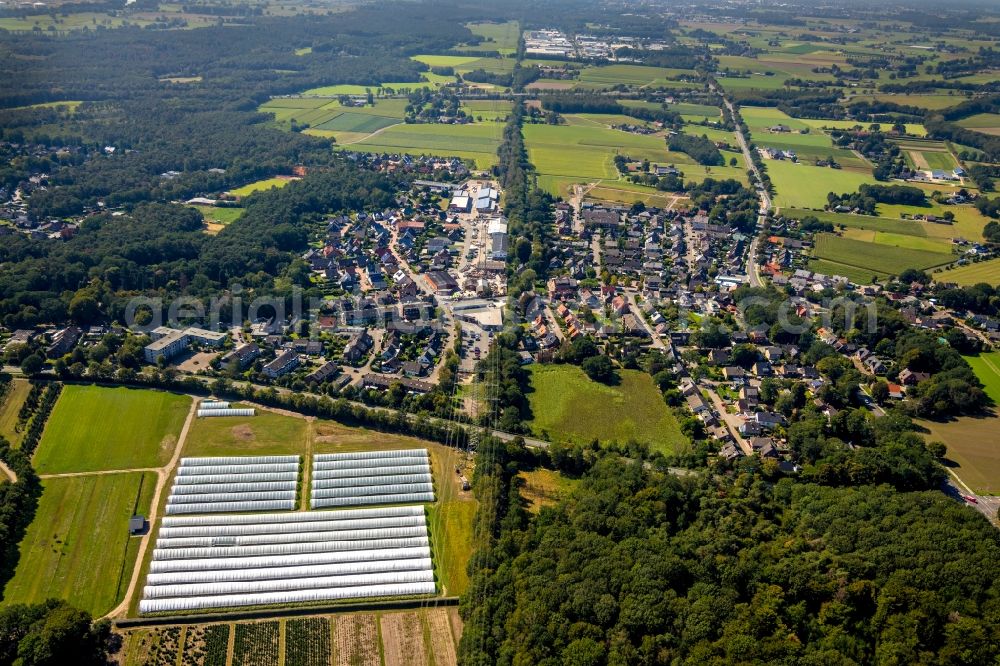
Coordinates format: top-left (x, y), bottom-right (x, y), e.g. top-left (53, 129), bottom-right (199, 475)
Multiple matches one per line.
top-left (182, 405), bottom-right (309, 458)
top-left (957, 113), bottom-right (1000, 136)
top-left (3, 472), bottom-right (156, 616)
top-left (767, 160), bottom-right (876, 209)
top-left (461, 99), bottom-right (513, 122)
top-left (32, 385), bottom-right (191, 473)
top-left (585, 183), bottom-right (684, 209)
top-left (839, 228), bottom-right (953, 254)
top-left (462, 20), bottom-right (519, 54)
top-left (310, 418), bottom-right (476, 597)
top-left (525, 121), bottom-right (745, 193)
top-left (229, 177), bottom-right (296, 198)
top-left (232, 622), bottom-right (280, 666)
top-left (0, 12), bottom-right (151, 31)
top-left (0, 378), bottom-right (31, 446)
top-left (334, 613), bottom-right (380, 666)
top-left (526, 365), bottom-right (689, 454)
top-left (810, 233), bottom-right (954, 281)
top-left (285, 618), bottom-right (331, 666)
top-left (575, 63), bottom-right (698, 89)
top-left (920, 413), bottom-right (1000, 495)
top-left (349, 123), bottom-right (504, 169)
top-left (517, 468), bottom-right (579, 513)
top-left (934, 258), bottom-right (1000, 286)
top-left (849, 93), bottom-right (967, 111)
top-left (903, 146), bottom-right (959, 172)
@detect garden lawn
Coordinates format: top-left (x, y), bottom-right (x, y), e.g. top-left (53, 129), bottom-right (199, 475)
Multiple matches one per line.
top-left (3, 472), bottom-right (156, 615)
top-left (33, 385), bottom-right (191, 474)
top-left (526, 365), bottom-right (688, 454)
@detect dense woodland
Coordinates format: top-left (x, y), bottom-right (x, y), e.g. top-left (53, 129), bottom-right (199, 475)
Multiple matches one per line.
top-left (460, 454), bottom-right (1000, 665)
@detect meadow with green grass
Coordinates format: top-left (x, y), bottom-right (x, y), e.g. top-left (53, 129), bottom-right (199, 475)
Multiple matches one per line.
top-left (190, 205), bottom-right (243, 228)
top-left (768, 160), bottom-right (876, 209)
top-left (526, 365), bottom-right (689, 453)
top-left (229, 177), bottom-right (295, 197)
top-left (3, 472), bottom-right (156, 616)
top-left (32, 385), bottom-right (191, 473)
top-left (463, 20), bottom-right (519, 54)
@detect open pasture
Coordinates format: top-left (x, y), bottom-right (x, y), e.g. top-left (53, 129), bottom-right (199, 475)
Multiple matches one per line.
top-left (576, 63), bottom-right (697, 89)
top-left (3, 472), bottom-right (156, 616)
top-left (920, 415), bottom-right (1000, 495)
top-left (957, 113), bottom-right (1000, 136)
top-left (850, 93), bottom-right (967, 111)
top-left (526, 365), bottom-right (689, 454)
top-left (32, 385), bottom-right (190, 473)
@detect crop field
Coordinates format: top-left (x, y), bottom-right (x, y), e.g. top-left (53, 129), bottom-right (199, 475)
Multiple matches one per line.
top-left (380, 612), bottom-right (428, 666)
top-left (957, 113), bottom-right (1000, 136)
top-left (920, 416), bottom-right (1000, 495)
top-left (905, 147), bottom-right (958, 171)
top-left (781, 207), bottom-right (969, 239)
top-left (800, 118), bottom-right (926, 136)
top-left (767, 160), bottom-right (876, 209)
top-left (0, 12), bottom-right (151, 31)
top-left (229, 177), bottom-right (296, 197)
top-left (334, 613), bottom-right (380, 666)
top-left (526, 365), bottom-right (689, 453)
top-left (350, 123), bottom-right (503, 169)
top-left (811, 233), bottom-right (954, 278)
top-left (461, 99), bottom-right (513, 121)
top-left (934, 258), bottom-right (1000, 286)
top-left (586, 183), bottom-right (682, 209)
top-left (302, 78), bottom-right (443, 96)
top-left (313, 112), bottom-right (398, 134)
top-left (411, 54), bottom-right (481, 68)
top-left (232, 622), bottom-right (280, 666)
top-left (3, 471), bottom-right (155, 616)
top-left (575, 63), bottom-right (696, 89)
top-left (0, 378), bottom-right (31, 446)
top-left (32, 385), bottom-right (190, 473)
top-left (807, 258), bottom-right (883, 285)
top-left (840, 228), bottom-right (954, 254)
top-left (850, 93), bottom-right (966, 110)
top-left (285, 618), bottom-right (331, 666)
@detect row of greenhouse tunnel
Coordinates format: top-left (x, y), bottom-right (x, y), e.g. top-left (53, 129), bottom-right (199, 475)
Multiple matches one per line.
top-left (140, 449), bottom-right (438, 613)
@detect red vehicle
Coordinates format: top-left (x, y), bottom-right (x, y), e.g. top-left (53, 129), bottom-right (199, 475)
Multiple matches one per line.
top-left (963, 495), bottom-right (979, 504)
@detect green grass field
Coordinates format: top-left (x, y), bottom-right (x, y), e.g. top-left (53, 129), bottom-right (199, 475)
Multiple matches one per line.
top-left (349, 123), bottom-right (503, 169)
top-left (526, 365), bottom-right (689, 453)
top-left (768, 160), bottom-right (876, 209)
top-left (182, 405), bottom-right (309, 457)
top-left (463, 21), bottom-right (519, 54)
top-left (808, 258), bottom-right (884, 285)
top-left (3, 472), bottom-right (156, 615)
top-left (229, 177), bottom-right (295, 197)
top-left (811, 233), bottom-right (954, 278)
top-left (920, 415), bottom-right (1000, 495)
top-left (934, 259), bottom-right (1000, 286)
top-left (851, 93), bottom-right (967, 111)
top-left (0, 378), bottom-right (31, 447)
top-left (576, 64), bottom-right (696, 89)
top-left (190, 205), bottom-right (243, 227)
top-left (33, 385), bottom-right (191, 474)
top-left (840, 228), bottom-right (953, 253)
top-left (957, 113), bottom-right (1000, 134)
top-left (965, 353), bottom-right (1000, 405)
